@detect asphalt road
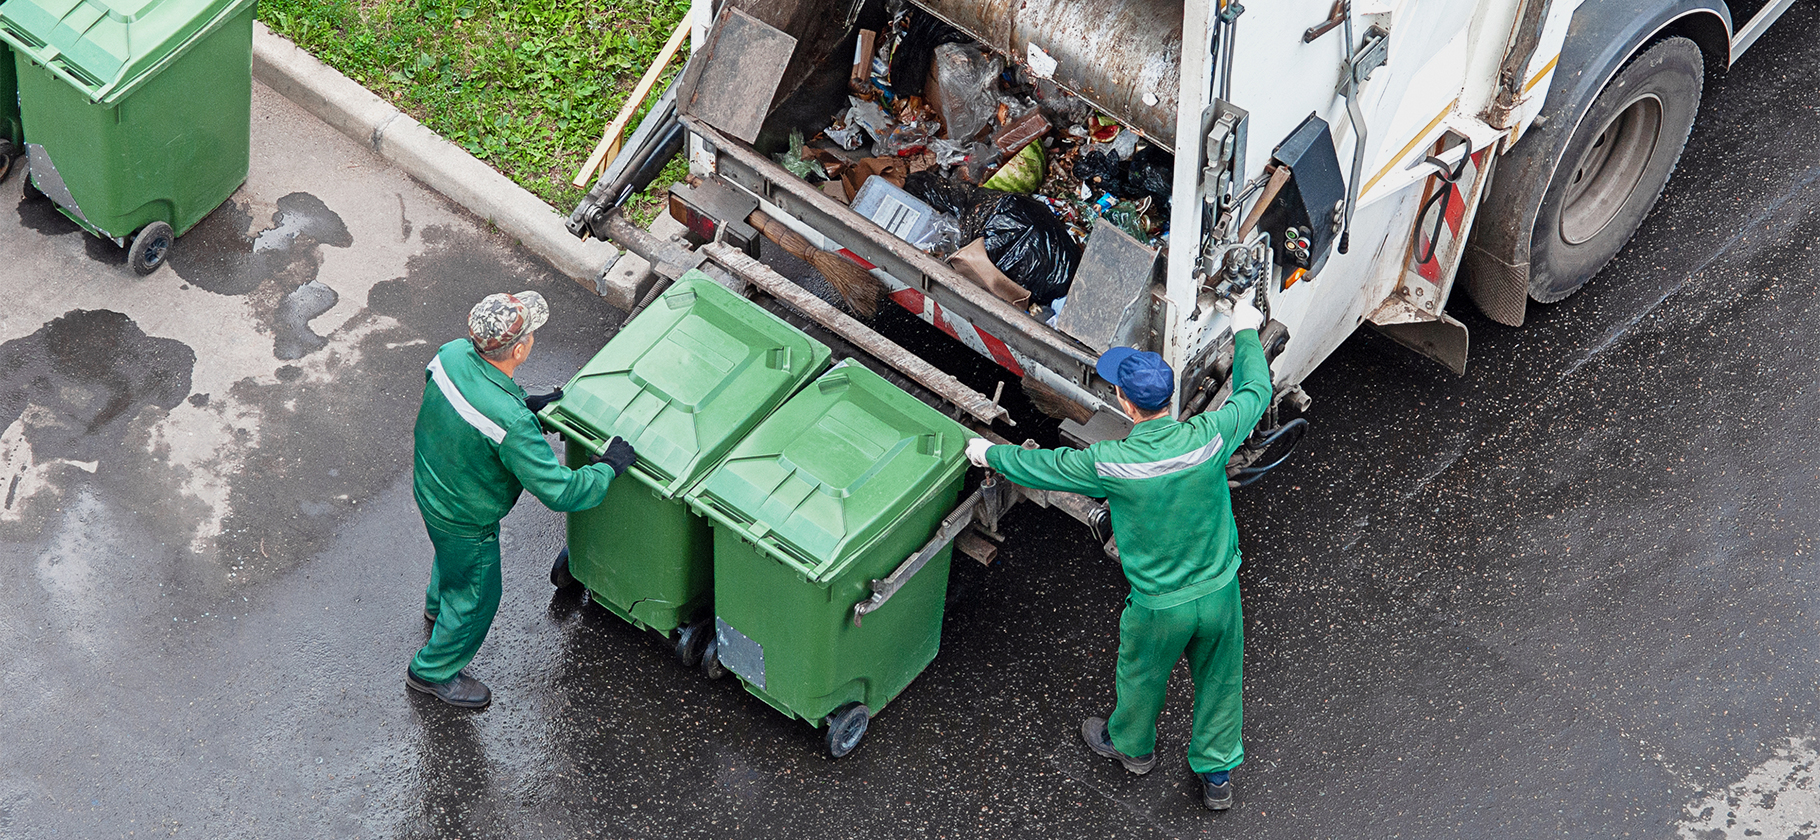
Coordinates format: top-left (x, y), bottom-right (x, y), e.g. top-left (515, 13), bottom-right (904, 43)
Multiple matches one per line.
top-left (3, 11), bottom-right (1819, 840)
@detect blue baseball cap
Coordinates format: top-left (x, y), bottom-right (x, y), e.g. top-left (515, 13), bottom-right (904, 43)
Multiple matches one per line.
top-left (1095, 347), bottom-right (1174, 411)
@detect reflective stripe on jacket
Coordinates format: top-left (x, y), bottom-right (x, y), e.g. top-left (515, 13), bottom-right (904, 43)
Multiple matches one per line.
top-left (412, 339), bottom-right (615, 534)
top-left (987, 329), bottom-right (1272, 608)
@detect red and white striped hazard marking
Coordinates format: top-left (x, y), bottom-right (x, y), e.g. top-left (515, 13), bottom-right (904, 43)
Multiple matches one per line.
top-left (1411, 148), bottom-right (1490, 286)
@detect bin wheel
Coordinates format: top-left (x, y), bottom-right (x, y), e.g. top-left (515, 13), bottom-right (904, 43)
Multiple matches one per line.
top-left (700, 635), bottom-right (728, 680)
top-left (0, 148), bottom-right (11, 185)
top-left (550, 547), bottom-right (579, 590)
top-left (20, 169), bottom-right (43, 201)
top-left (130, 221), bottom-right (174, 276)
top-left (824, 703), bottom-right (870, 759)
top-left (674, 620), bottom-right (712, 668)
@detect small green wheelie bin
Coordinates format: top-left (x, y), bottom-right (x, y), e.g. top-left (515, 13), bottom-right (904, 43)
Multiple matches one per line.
top-left (0, 0), bottom-right (258, 274)
top-left (538, 271), bottom-right (831, 665)
top-left (0, 40), bottom-right (21, 181)
top-left (687, 362), bottom-right (970, 757)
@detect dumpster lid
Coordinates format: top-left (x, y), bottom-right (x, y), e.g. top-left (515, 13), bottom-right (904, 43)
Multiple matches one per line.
top-left (544, 271), bottom-right (830, 498)
top-left (0, 0), bottom-right (255, 104)
top-left (690, 363), bottom-right (970, 581)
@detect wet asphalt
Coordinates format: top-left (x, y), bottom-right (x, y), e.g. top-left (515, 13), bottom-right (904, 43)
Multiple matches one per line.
top-left (4, 11), bottom-right (1820, 840)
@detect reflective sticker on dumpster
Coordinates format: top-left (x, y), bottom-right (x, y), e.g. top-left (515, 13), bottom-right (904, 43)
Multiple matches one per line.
top-left (715, 618), bottom-right (765, 690)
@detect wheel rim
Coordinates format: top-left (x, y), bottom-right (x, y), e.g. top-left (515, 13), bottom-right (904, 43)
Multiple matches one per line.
top-left (141, 237), bottom-right (170, 268)
top-left (828, 706), bottom-right (867, 756)
top-left (1560, 94), bottom-right (1663, 246)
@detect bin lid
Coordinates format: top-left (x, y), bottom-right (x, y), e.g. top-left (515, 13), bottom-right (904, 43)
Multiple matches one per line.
top-left (689, 362), bottom-right (970, 582)
top-left (0, 0), bottom-right (255, 104)
top-left (543, 271), bottom-right (830, 498)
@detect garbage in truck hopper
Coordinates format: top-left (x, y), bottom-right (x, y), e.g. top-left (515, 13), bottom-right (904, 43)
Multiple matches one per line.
top-left (769, 0), bottom-right (1172, 318)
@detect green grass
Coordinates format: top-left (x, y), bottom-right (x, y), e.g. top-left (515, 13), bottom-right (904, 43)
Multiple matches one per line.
top-left (259, 0), bottom-right (690, 223)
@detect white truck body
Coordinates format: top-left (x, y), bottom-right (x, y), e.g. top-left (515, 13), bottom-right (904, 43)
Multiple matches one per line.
top-left (634, 0), bottom-right (1791, 445)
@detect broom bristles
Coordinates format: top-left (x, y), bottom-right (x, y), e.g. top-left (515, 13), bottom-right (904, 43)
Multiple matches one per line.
top-left (1021, 377), bottom-right (1096, 425)
top-left (749, 211), bottom-right (882, 318)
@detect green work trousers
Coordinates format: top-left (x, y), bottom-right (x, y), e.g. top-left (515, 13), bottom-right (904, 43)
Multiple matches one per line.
top-left (410, 520), bottom-right (502, 683)
top-left (1107, 580), bottom-right (1244, 774)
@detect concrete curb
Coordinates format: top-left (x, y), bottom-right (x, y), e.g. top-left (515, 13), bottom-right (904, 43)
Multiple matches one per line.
top-left (250, 23), bottom-right (647, 311)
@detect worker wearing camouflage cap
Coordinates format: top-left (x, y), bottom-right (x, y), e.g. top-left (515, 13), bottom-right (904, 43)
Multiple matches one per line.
top-left (965, 299), bottom-right (1270, 811)
top-left (407, 290), bottom-right (636, 708)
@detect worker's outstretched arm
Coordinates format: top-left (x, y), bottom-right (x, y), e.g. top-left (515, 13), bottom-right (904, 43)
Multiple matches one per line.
top-left (499, 415), bottom-right (616, 512)
top-left (1202, 326), bottom-right (1274, 447)
top-left (985, 442), bottom-right (1108, 499)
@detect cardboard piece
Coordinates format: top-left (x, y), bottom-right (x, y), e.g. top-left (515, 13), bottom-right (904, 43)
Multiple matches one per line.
top-left (948, 238), bottom-right (1031, 307)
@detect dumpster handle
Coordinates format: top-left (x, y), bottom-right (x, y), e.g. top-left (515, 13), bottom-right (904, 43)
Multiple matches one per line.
top-left (537, 409), bottom-right (608, 457)
top-left (852, 489), bottom-right (982, 628)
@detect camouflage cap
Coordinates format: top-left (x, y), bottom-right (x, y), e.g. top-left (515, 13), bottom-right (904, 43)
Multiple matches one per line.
top-left (468, 290), bottom-right (549, 352)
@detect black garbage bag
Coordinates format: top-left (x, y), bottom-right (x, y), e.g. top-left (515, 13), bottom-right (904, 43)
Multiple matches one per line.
top-left (1073, 149), bottom-right (1123, 193)
top-left (960, 193), bottom-right (1081, 304)
top-left (1125, 145), bottom-right (1174, 209)
top-left (904, 170), bottom-right (988, 216)
top-left (892, 11), bottom-right (969, 97)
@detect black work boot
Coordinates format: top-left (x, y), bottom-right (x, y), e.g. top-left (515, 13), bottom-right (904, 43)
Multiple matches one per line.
top-left (406, 668), bottom-right (491, 708)
top-left (424, 608), bottom-right (437, 623)
top-left (1080, 716), bottom-right (1157, 775)
top-left (1201, 774), bottom-right (1234, 810)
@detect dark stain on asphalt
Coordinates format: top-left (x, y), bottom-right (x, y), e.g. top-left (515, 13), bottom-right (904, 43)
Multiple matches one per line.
top-left (208, 225), bottom-right (619, 577)
top-left (0, 310), bottom-right (194, 530)
top-left (14, 192), bottom-right (135, 264)
top-left (174, 192), bottom-right (351, 297)
top-left (0, 310), bottom-right (194, 464)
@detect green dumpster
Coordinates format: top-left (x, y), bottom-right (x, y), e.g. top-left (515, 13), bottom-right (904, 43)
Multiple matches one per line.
top-left (539, 271), bottom-right (831, 658)
top-left (0, 40), bottom-right (20, 179)
top-left (1, 0), bottom-right (257, 274)
top-left (688, 362), bottom-right (970, 757)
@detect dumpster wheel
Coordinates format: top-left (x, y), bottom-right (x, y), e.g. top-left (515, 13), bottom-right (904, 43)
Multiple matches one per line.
top-left (674, 619), bottom-right (712, 668)
top-left (0, 144), bottom-right (12, 184)
top-left (550, 547), bottom-right (579, 590)
top-left (700, 635), bottom-right (728, 680)
top-left (20, 169), bottom-right (43, 201)
top-left (130, 222), bottom-right (174, 276)
top-left (824, 703), bottom-right (870, 759)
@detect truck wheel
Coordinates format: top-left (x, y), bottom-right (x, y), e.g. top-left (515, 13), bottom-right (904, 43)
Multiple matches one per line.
top-left (1528, 37), bottom-right (1702, 303)
top-left (550, 547), bottom-right (579, 589)
top-left (130, 222), bottom-right (175, 276)
top-left (824, 702), bottom-right (870, 758)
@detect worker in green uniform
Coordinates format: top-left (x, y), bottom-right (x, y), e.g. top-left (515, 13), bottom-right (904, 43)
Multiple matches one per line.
top-left (407, 290), bottom-right (636, 708)
top-left (965, 299), bottom-right (1270, 810)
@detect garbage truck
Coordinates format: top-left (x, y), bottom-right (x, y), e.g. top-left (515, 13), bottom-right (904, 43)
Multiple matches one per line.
top-left (555, 0), bottom-right (1795, 755)
top-left (574, 0), bottom-right (1794, 519)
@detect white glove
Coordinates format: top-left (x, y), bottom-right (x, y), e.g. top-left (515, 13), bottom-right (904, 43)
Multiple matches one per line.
top-left (965, 437), bottom-right (993, 468)
top-left (1232, 299), bottom-right (1265, 334)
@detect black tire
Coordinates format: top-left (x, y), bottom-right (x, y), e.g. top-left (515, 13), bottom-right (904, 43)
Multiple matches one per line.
top-left (550, 547), bottom-right (579, 589)
top-left (21, 169), bottom-right (44, 201)
top-left (0, 144), bottom-right (12, 184)
top-left (824, 702), bottom-right (870, 759)
top-left (129, 221), bottom-right (174, 276)
top-left (700, 636), bottom-right (727, 680)
top-left (673, 620), bottom-right (711, 668)
top-left (1529, 37), bottom-right (1702, 303)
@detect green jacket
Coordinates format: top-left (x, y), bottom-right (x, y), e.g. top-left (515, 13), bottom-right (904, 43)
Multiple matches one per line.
top-left (412, 339), bottom-right (616, 535)
top-left (986, 329), bottom-right (1272, 608)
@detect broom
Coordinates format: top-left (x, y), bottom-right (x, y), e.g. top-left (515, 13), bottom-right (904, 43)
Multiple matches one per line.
top-left (747, 211), bottom-right (883, 318)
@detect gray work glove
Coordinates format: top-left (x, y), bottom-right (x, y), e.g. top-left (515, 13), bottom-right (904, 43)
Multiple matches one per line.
top-left (590, 436), bottom-right (637, 476)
